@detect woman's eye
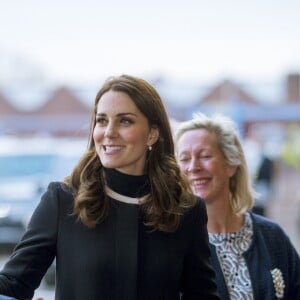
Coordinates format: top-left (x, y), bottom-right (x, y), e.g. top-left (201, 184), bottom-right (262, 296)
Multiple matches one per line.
top-left (179, 157), bottom-right (190, 162)
top-left (120, 118), bottom-right (133, 125)
top-left (96, 118), bottom-right (107, 125)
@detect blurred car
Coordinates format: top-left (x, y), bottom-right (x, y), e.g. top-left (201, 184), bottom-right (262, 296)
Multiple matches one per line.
top-left (0, 201), bottom-right (25, 246)
top-left (0, 141), bottom-right (83, 286)
top-left (0, 179), bottom-right (43, 247)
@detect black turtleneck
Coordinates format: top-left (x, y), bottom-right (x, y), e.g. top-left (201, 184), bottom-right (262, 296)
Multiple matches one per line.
top-left (102, 167), bottom-right (150, 299)
top-left (104, 168), bottom-right (150, 198)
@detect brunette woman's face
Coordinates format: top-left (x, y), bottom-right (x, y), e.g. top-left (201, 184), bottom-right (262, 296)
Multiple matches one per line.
top-left (176, 128), bottom-right (236, 203)
top-left (93, 90), bottom-right (158, 175)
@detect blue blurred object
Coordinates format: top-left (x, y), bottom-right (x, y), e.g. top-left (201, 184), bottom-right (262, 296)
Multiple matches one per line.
top-left (0, 152), bottom-right (80, 246)
top-left (0, 295), bottom-right (18, 300)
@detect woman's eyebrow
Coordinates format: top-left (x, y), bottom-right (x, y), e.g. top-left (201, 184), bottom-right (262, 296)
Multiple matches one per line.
top-left (96, 112), bottom-right (137, 117)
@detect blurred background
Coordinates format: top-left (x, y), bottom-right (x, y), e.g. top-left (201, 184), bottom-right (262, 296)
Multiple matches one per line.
top-left (1, 0), bottom-right (300, 298)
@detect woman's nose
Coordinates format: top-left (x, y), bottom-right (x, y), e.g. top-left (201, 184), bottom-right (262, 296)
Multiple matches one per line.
top-left (104, 123), bottom-right (118, 137)
top-left (188, 157), bottom-right (202, 172)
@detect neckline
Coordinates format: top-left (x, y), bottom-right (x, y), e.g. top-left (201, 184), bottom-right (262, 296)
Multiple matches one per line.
top-left (209, 212), bottom-right (253, 244)
top-left (105, 186), bottom-right (149, 205)
top-left (104, 168), bottom-right (150, 198)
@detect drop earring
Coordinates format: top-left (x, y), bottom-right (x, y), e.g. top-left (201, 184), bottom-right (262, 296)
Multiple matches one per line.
top-left (148, 145), bottom-right (152, 151)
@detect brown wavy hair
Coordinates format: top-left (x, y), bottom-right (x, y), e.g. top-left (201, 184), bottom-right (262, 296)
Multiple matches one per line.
top-left (65, 75), bottom-right (196, 231)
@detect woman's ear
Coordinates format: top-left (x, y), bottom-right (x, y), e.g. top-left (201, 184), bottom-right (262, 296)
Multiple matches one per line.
top-left (227, 165), bottom-right (238, 178)
top-left (148, 127), bottom-right (159, 145)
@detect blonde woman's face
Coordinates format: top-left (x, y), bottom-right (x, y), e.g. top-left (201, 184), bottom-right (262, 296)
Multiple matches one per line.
top-left (93, 90), bottom-right (158, 175)
top-left (177, 128), bottom-right (236, 203)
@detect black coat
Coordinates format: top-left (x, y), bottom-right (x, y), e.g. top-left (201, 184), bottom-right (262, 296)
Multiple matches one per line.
top-left (0, 182), bottom-right (220, 300)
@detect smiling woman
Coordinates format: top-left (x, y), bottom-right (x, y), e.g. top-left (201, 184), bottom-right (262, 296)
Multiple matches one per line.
top-left (174, 112), bottom-right (300, 300)
top-left (0, 75), bottom-right (220, 300)
top-left (93, 90), bottom-right (159, 175)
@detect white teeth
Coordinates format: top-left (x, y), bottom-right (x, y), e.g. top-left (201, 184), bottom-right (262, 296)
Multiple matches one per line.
top-left (193, 179), bottom-right (206, 185)
top-left (104, 146), bottom-right (123, 153)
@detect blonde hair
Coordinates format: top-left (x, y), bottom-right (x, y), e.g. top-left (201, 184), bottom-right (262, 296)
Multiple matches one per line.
top-left (174, 112), bottom-right (255, 214)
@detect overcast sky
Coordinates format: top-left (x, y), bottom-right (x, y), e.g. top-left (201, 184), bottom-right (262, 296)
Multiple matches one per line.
top-left (1, 0), bottom-right (300, 88)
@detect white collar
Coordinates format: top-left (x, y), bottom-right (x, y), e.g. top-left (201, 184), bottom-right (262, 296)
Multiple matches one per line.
top-left (105, 186), bottom-right (149, 205)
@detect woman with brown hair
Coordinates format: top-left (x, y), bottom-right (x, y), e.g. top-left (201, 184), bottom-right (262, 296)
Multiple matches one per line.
top-left (0, 75), bottom-right (219, 300)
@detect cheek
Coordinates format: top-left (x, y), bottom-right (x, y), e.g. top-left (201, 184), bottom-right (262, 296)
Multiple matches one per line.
top-left (126, 130), bottom-right (149, 145)
top-left (93, 127), bottom-right (102, 143)
top-left (178, 163), bottom-right (188, 174)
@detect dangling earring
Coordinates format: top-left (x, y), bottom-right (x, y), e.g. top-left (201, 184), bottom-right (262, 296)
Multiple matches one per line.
top-left (148, 145), bottom-right (152, 151)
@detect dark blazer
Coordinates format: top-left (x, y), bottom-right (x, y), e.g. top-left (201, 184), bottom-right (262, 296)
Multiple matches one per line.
top-left (0, 182), bottom-right (220, 300)
top-left (209, 213), bottom-right (300, 300)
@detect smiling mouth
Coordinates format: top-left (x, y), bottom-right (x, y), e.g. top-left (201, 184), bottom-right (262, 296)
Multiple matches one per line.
top-left (103, 145), bottom-right (124, 153)
top-left (192, 179), bottom-right (208, 185)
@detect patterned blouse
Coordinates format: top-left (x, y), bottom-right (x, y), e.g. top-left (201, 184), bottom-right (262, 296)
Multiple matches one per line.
top-left (209, 212), bottom-right (254, 300)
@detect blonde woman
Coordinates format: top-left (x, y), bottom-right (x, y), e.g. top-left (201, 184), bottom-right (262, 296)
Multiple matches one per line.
top-left (174, 113), bottom-right (300, 300)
